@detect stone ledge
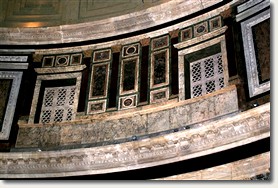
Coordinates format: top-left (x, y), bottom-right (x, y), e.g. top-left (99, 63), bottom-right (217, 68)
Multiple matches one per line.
top-left (156, 152), bottom-right (270, 180)
top-left (0, 102), bottom-right (270, 178)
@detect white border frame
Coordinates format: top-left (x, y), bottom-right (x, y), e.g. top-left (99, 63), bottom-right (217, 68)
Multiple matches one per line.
top-left (0, 71), bottom-right (23, 140)
top-left (241, 9), bottom-right (270, 97)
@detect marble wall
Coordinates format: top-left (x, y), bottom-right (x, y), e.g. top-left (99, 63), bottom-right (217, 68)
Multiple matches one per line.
top-left (16, 85), bottom-right (239, 149)
top-left (1, 102), bottom-right (270, 178)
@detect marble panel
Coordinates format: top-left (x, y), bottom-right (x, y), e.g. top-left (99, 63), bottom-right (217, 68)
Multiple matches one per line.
top-left (147, 110), bottom-right (170, 133)
top-left (60, 124), bottom-right (83, 145)
top-left (150, 48), bottom-right (169, 89)
top-left (15, 127), bottom-right (41, 148)
top-left (81, 124), bottom-right (99, 144)
top-left (70, 53), bottom-right (83, 65)
top-left (41, 125), bottom-right (61, 148)
top-left (119, 57), bottom-right (139, 95)
top-left (3, 103), bottom-right (269, 178)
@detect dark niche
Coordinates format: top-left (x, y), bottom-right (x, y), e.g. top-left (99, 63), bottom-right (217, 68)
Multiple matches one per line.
top-left (92, 64), bottom-right (107, 97)
top-left (123, 60), bottom-right (136, 91)
top-left (153, 52), bottom-right (166, 85)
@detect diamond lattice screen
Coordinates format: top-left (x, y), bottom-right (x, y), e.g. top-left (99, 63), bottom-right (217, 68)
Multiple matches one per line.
top-left (190, 53), bottom-right (224, 98)
top-left (40, 86), bottom-right (76, 124)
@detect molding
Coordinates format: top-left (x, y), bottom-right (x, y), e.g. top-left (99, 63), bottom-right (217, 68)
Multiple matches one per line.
top-left (174, 26), bottom-right (228, 50)
top-left (156, 152), bottom-right (270, 180)
top-left (236, 0), bottom-right (270, 22)
top-left (35, 64), bottom-right (86, 74)
top-left (0, 56), bottom-right (28, 62)
top-left (240, 9), bottom-right (270, 97)
top-left (0, 71), bottom-right (23, 140)
top-left (0, 0), bottom-right (225, 45)
top-left (237, 0), bottom-right (265, 13)
top-left (0, 102), bottom-right (270, 178)
top-left (0, 63), bottom-right (28, 70)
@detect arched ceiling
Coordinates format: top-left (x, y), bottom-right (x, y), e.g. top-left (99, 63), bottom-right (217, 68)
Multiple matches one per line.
top-left (0, 0), bottom-right (224, 45)
top-left (0, 0), bottom-right (170, 28)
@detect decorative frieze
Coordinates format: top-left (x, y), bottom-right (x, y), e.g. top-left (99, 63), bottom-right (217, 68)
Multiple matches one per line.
top-left (17, 85), bottom-right (239, 148)
top-left (1, 102), bottom-right (269, 178)
top-left (42, 53), bottom-right (83, 68)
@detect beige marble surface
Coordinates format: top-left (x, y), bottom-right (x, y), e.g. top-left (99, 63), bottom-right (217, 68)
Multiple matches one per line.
top-left (156, 152), bottom-right (270, 180)
top-left (0, 0), bottom-right (240, 45)
top-left (16, 85), bottom-right (239, 148)
top-left (0, 102), bottom-right (270, 178)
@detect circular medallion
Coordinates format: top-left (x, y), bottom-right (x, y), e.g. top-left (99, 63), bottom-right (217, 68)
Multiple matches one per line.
top-left (123, 98), bottom-right (133, 106)
top-left (197, 25), bottom-right (206, 33)
top-left (126, 46), bottom-right (136, 55)
top-left (57, 57), bottom-right (67, 65)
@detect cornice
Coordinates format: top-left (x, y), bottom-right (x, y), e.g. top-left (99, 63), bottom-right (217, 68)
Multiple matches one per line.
top-left (0, 102), bottom-right (270, 178)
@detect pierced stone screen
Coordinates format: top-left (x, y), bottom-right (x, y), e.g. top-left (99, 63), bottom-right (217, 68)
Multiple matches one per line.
top-left (0, 80), bottom-right (12, 129)
top-left (190, 53), bottom-right (225, 98)
top-left (40, 86), bottom-right (76, 124)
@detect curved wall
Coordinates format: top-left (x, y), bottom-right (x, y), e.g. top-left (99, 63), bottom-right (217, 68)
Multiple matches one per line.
top-left (0, 0), bottom-right (223, 45)
top-left (0, 0), bottom-right (271, 180)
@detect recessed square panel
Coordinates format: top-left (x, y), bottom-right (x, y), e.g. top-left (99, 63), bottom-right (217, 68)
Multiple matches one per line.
top-left (87, 100), bottom-right (107, 114)
top-left (55, 55), bottom-right (70, 67)
top-left (122, 43), bottom-right (140, 58)
top-left (151, 35), bottom-right (169, 51)
top-left (70, 54), bottom-right (82, 65)
top-left (150, 87), bottom-right (169, 104)
top-left (194, 21), bottom-right (208, 37)
top-left (181, 27), bottom-right (193, 41)
top-left (119, 95), bottom-right (137, 110)
top-left (42, 56), bottom-right (55, 67)
top-left (209, 16), bottom-right (222, 31)
top-left (93, 49), bottom-right (111, 63)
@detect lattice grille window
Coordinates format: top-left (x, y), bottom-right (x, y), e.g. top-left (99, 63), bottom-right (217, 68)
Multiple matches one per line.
top-left (190, 53), bottom-right (225, 98)
top-left (40, 86), bottom-right (76, 124)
